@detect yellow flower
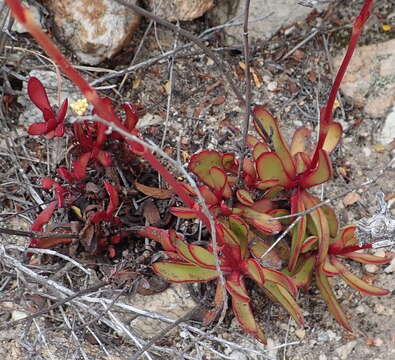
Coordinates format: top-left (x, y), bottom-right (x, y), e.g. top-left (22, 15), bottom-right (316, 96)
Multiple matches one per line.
top-left (70, 98), bottom-right (88, 116)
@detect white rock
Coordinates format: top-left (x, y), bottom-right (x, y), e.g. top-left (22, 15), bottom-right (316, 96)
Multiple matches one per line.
top-left (43, 0), bottom-right (141, 65)
top-left (295, 328), bottom-right (306, 339)
top-left (11, 310), bottom-right (28, 321)
top-left (146, 0), bottom-right (214, 21)
top-left (126, 284), bottom-right (196, 338)
top-left (267, 81), bottom-right (278, 91)
top-left (319, 355), bottom-right (327, 360)
top-left (137, 113), bottom-right (163, 128)
top-left (380, 104), bottom-right (395, 145)
top-left (335, 340), bottom-right (357, 360)
top-left (209, 0), bottom-right (328, 44)
top-left (230, 351), bottom-right (248, 360)
top-left (385, 257), bottom-right (395, 273)
top-left (364, 263), bottom-right (379, 273)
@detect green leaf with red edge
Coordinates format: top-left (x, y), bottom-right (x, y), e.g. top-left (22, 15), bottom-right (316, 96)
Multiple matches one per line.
top-left (340, 252), bottom-right (392, 264)
top-left (302, 191), bottom-right (330, 265)
top-left (242, 208), bottom-right (282, 235)
top-left (246, 134), bottom-right (260, 147)
top-left (322, 256), bottom-right (340, 276)
top-left (268, 209), bottom-right (290, 225)
top-left (217, 222), bottom-right (239, 246)
top-left (250, 199), bottom-right (274, 213)
top-left (253, 142), bottom-right (271, 160)
top-left (301, 235), bottom-right (318, 253)
top-left (226, 278), bottom-right (251, 302)
top-left (230, 292), bottom-right (267, 344)
top-left (222, 152), bottom-right (237, 171)
top-left (263, 185), bottom-right (285, 199)
top-left (138, 227), bottom-right (177, 252)
top-left (243, 258), bottom-right (266, 286)
top-left (256, 152), bottom-right (295, 188)
top-left (330, 256), bottom-right (389, 296)
top-left (250, 239), bottom-right (283, 269)
top-left (322, 122), bottom-right (342, 154)
top-left (253, 106), bottom-right (296, 178)
top-left (243, 158), bottom-right (256, 180)
top-left (210, 166), bottom-right (231, 198)
top-left (289, 191), bottom-right (307, 271)
top-left (261, 267), bottom-right (298, 297)
top-left (299, 149), bottom-right (332, 188)
top-left (188, 244), bottom-right (216, 269)
top-left (229, 215), bottom-right (249, 259)
top-left (290, 127), bottom-right (311, 156)
top-left (262, 281), bottom-right (304, 326)
top-left (175, 237), bottom-right (200, 265)
top-left (199, 185), bottom-right (219, 206)
top-left (236, 189), bottom-right (254, 206)
top-left (294, 152), bottom-right (311, 174)
top-left (341, 225), bottom-right (358, 247)
top-left (170, 206), bottom-right (198, 219)
top-left (287, 255), bottom-right (315, 289)
top-left (152, 261), bottom-right (218, 283)
top-left (188, 150), bottom-right (222, 187)
top-left (316, 265), bottom-right (352, 331)
top-left (322, 205), bottom-right (339, 238)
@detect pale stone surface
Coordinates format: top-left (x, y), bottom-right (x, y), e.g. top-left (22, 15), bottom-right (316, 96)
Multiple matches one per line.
top-left (0, 0), bottom-right (42, 33)
top-left (335, 340), bottom-right (357, 360)
top-left (126, 284), bottom-right (196, 338)
top-left (145, 0), bottom-right (214, 21)
top-left (208, 0), bottom-right (326, 44)
top-left (380, 104), bottom-right (395, 144)
top-left (334, 39), bottom-right (395, 118)
top-left (42, 0), bottom-right (140, 65)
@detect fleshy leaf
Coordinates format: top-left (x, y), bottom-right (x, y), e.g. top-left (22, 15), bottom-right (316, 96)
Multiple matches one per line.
top-left (261, 268), bottom-right (298, 297)
top-left (253, 106), bottom-right (296, 178)
top-left (152, 261), bottom-right (218, 282)
top-left (322, 205), bottom-right (339, 238)
top-left (188, 244), bottom-right (216, 269)
top-left (27, 77), bottom-right (52, 112)
top-left (322, 256), bottom-right (340, 276)
top-left (31, 200), bottom-right (57, 232)
top-left (210, 166), bottom-right (231, 198)
top-left (290, 127), bottom-right (311, 156)
top-left (138, 227), bottom-right (177, 252)
top-left (299, 149), bottom-right (332, 188)
top-left (250, 239), bottom-right (283, 269)
top-left (243, 258), bottom-right (265, 285)
top-left (72, 152), bottom-right (91, 181)
top-left (236, 189), bottom-right (254, 206)
top-left (341, 252), bottom-right (392, 264)
top-left (188, 150), bottom-right (222, 187)
top-left (242, 208), bottom-right (282, 235)
top-left (331, 256), bottom-right (389, 296)
top-left (263, 281), bottom-right (304, 326)
top-left (289, 255), bottom-right (315, 288)
top-left (302, 192), bottom-right (329, 265)
top-left (226, 278), bottom-right (251, 302)
top-left (289, 190), bottom-right (307, 271)
top-left (256, 152), bottom-right (294, 188)
top-left (316, 265), bottom-right (352, 331)
top-left (230, 292), bottom-right (267, 344)
top-left (322, 122), bottom-right (342, 154)
top-left (253, 142), bottom-right (271, 160)
top-left (170, 206), bottom-right (199, 219)
top-left (134, 182), bottom-right (173, 199)
top-left (301, 235), bottom-right (318, 253)
top-left (199, 185), bottom-right (219, 205)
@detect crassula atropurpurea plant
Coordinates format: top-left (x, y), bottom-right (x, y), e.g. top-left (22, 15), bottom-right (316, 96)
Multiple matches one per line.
top-left (5, 0), bottom-right (393, 345)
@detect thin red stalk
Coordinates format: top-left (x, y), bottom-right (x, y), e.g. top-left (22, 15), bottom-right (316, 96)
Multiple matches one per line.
top-left (312, 0), bottom-right (373, 165)
top-left (329, 244), bottom-right (372, 255)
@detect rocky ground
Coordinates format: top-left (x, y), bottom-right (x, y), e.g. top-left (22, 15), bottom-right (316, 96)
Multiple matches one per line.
top-left (0, 0), bottom-right (394, 359)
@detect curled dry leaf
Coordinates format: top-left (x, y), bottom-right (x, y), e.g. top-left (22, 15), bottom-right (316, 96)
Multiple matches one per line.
top-left (143, 199), bottom-right (161, 227)
top-left (135, 182), bottom-right (173, 199)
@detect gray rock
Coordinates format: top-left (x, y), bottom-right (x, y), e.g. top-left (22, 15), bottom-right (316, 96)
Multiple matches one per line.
top-left (0, 0), bottom-right (42, 34)
top-left (145, 0), bottom-right (214, 21)
top-left (208, 0), bottom-right (326, 44)
top-left (333, 39), bottom-right (395, 119)
top-left (42, 0), bottom-right (141, 65)
top-left (126, 284), bottom-right (196, 338)
top-left (380, 104), bottom-right (395, 145)
top-left (335, 340), bottom-right (357, 360)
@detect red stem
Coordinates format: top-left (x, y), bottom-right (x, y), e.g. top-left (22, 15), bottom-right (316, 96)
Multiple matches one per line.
top-left (312, 0), bottom-right (374, 166)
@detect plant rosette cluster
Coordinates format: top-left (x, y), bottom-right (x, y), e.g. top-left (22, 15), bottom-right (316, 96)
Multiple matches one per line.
top-left (26, 77), bottom-right (141, 257)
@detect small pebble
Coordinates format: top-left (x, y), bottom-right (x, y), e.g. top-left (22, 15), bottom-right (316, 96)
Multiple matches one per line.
top-left (267, 81), bottom-right (278, 91)
top-left (336, 340), bottom-right (357, 360)
top-left (11, 310), bottom-right (27, 321)
top-left (384, 258), bottom-right (395, 273)
top-left (364, 264), bottom-right (379, 273)
top-left (295, 328), bottom-right (306, 339)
